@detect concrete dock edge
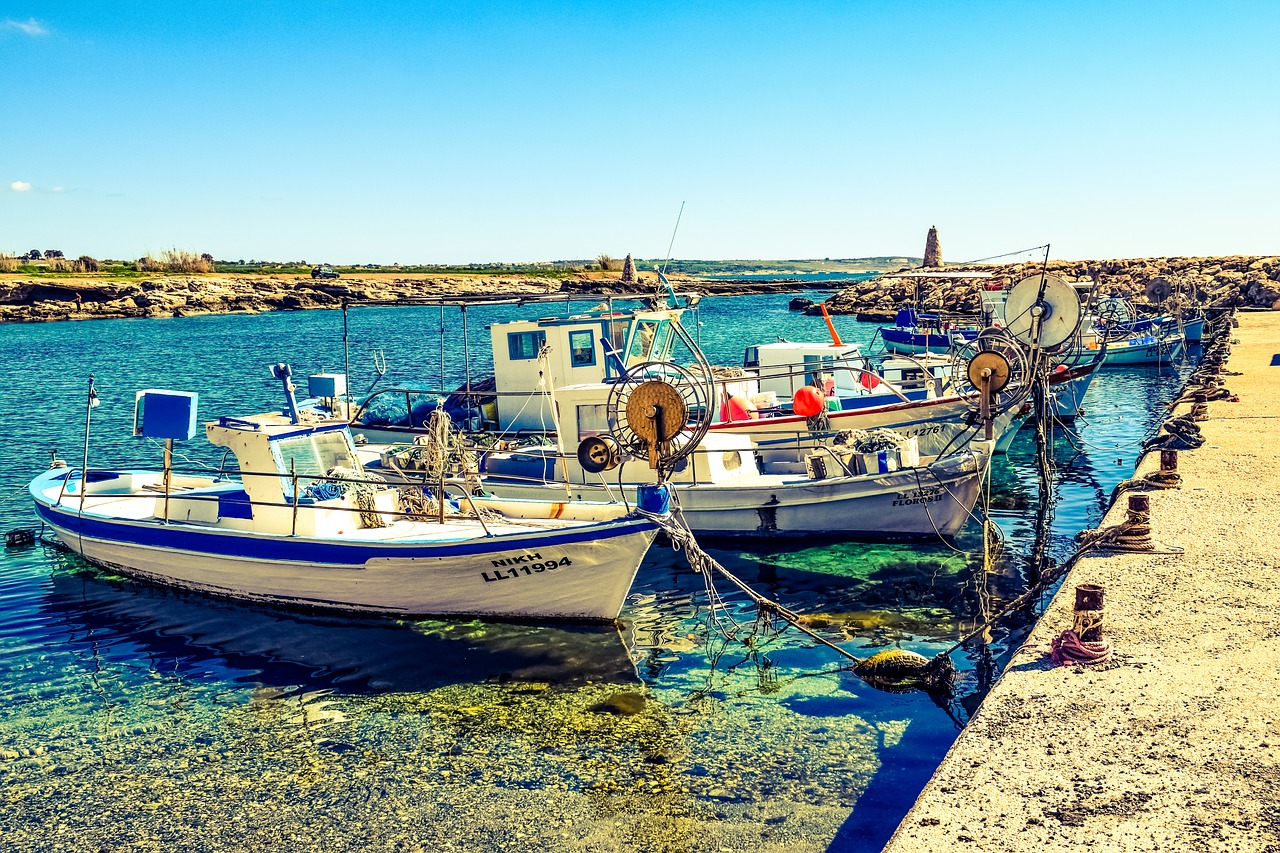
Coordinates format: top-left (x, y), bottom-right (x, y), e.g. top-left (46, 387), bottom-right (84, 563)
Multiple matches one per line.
top-left (881, 312), bottom-right (1280, 853)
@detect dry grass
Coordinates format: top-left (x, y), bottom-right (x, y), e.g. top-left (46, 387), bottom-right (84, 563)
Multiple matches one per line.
top-left (0, 254), bottom-right (19, 272)
top-left (134, 249), bottom-right (213, 273)
top-left (44, 257), bottom-right (74, 272)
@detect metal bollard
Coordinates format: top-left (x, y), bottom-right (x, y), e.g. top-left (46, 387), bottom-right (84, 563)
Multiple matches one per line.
top-left (1073, 583), bottom-right (1106, 642)
top-left (1160, 449), bottom-right (1178, 476)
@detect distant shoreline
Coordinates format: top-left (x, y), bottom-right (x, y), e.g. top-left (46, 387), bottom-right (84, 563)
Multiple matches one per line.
top-left (0, 271), bottom-right (824, 324)
top-left (4, 255), bottom-right (1276, 324)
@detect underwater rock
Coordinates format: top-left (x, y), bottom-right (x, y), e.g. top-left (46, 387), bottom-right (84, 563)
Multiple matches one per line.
top-left (591, 691), bottom-right (646, 716)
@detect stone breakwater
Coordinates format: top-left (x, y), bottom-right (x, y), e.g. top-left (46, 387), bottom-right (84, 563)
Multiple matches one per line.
top-left (823, 256), bottom-right (1280, 318)
top-left (0, 274), bottom-right (798, 323)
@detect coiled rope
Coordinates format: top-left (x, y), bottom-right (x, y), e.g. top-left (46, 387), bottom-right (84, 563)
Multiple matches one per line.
top-left (1050, 610), bottom-right (1113, 666)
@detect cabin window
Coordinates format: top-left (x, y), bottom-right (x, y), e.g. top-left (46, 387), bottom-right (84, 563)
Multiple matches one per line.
top-left (577, 404), bottom-right (609, 439)
top-left (272, 429), bottom-right (359, 494)
top-left (628, 320), bottom-right (658, 363)
top-left (650, 320), bottom-right (673, 360)
top-left (626, 319), bottom-right (673, 364)
top-left (507, 330), bottom-right (546, 361)
top-left (743, 346), bottom-right (760, 369)
top-left (608, 319), bottom-right (629, 353)
top-left (803, 355), bottom-right (835, 388)
top-left (569, 330), bottom-right (596, 367)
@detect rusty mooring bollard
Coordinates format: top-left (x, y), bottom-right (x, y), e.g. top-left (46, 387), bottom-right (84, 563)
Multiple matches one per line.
top-left (1109, 494), bottom-right (1155, 551)
top-left (1160, 449), bottom-right (1178, 476)
top-left (1073, 583), bottom-right (1106, 641)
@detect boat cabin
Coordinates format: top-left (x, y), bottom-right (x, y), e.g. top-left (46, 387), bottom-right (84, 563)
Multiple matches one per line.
top-left (743, 341), bottom-right (872, 402)
top-left (490, 306), bottom-right (688, 431)
top-left (204, 414), bottom-right (397, 536)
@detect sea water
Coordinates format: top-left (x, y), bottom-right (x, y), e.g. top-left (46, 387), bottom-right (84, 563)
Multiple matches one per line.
top-left (0, 291), bottom-right (1194, 852)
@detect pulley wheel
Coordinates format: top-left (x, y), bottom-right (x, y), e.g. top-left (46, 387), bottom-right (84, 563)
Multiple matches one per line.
top-left (1144, 278), bottom-right (1173, 304)
top-left (577, 435), bottom-right (620, 474)
top-left (966, 351), bottom-right (1011, 394)
top-left (625, 380), bottom-right (687, 444)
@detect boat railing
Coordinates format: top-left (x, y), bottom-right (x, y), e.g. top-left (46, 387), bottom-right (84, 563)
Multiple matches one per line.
top-left (53, 463), bottom-right (518, 532)
top-left (739, 354), bottom-right (918, 404)
top-left (351, 385), bottom-right (557, 431)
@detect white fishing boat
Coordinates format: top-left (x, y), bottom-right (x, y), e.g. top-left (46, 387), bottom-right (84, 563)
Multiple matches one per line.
top-left (362, 369), bottom-right (993, 540)
top-left (31, 376), bottom-right (659, 622)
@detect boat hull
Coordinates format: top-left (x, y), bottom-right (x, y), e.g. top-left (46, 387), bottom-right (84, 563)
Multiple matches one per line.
top-left (467, 452), bottom-right (987, 539)
top-left (1095, 335), bottom-right (1186, 365)
top-left (879, 327), bottom-right (977, 355)
top-left (32, 476), bottom-right (656, 623)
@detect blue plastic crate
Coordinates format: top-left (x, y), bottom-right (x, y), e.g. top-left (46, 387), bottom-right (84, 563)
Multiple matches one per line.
top-left (135, 390), bottom-right (199, 440)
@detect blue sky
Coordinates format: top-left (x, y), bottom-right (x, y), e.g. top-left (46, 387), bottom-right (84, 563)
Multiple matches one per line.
top-left (2, 1), bottom-right (1277, 264)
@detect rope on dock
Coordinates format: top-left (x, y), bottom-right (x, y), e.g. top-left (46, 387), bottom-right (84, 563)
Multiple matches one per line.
top-left (939, 503), bottom-right (1160, 659)
top-left (1111, 469), bottom-right (1182, 500)
top-left (1050, 627), bottom-right (1113, 666)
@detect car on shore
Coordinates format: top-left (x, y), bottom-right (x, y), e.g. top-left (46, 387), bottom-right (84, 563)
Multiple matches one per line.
top-left (311, 265), bottom-right (340, 280)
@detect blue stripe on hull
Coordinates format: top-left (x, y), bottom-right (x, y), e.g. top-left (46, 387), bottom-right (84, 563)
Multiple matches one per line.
top-left (32, 500), bottom-right (653, 566)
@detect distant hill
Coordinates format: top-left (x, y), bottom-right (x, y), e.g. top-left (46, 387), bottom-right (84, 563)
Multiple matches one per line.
top-left (638, 258), bottom-right (920, 278)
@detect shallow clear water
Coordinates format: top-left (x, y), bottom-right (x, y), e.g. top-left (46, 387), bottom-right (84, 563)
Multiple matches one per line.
top-left (0, 293), bottom-right (1195, 852)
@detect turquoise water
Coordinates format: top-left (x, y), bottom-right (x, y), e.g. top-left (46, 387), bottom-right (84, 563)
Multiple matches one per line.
top-left (0, 293), bottom-right (1194, 852)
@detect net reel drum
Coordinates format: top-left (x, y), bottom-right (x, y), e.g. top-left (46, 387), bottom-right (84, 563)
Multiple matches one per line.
top-left (1003, 274), bottom-right (1084, 351)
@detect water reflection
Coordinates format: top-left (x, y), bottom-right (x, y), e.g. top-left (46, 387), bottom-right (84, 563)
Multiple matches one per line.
top-left (40, 550), bottom-right (640, 693)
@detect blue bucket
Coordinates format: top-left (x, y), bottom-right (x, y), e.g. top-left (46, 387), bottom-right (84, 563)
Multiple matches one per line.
top-left (636, 483), bottom-right (672, 515)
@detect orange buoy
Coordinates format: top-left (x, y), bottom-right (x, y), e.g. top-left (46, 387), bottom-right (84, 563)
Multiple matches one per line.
top-left (724, 395), bottom-right (758, 422)
top-left (793, 386), bottom-right (825, 417)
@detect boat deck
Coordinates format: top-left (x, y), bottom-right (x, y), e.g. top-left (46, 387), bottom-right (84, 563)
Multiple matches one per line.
top-left (882, 311), bottom-right (1280, 852)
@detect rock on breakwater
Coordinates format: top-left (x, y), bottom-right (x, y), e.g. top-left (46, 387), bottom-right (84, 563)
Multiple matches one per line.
top-left (823, 256), bottom-right (1280, 317)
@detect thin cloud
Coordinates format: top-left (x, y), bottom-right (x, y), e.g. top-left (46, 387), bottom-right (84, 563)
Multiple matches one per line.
top-left (3, 18), bottom-right (48, 36)
top-left (11, 181), bottom-right (32, 192)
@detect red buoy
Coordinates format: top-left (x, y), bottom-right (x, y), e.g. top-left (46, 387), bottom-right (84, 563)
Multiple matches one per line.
top-left (724, 395), bottom-right (759, 422)
top-left (793, 386), bottom-right (825, 417)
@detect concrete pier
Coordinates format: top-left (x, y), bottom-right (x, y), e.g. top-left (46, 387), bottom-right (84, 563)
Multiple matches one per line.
top-left (883, 312), bottom-right (1280, 852)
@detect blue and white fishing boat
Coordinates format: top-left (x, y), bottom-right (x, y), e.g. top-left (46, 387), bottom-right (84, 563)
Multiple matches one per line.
top-left (31, 376), bottom-right (659, 622)
top-left (877, 307), bottom-right (980, 355)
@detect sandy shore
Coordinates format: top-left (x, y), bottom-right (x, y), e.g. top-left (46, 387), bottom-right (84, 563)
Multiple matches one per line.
top-left (882, 311), bottom-right (1280, 851)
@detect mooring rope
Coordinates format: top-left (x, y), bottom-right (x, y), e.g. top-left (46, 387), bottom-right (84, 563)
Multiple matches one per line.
top-left (642, 498), bottom-right (956, 693)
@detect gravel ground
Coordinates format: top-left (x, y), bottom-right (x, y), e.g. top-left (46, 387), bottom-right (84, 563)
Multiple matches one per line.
top-left (884, 311), bottom-right (1280, 852)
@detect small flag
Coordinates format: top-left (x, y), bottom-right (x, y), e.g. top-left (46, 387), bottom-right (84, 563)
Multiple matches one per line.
top-left (88, 387), bottom-right (100, 409)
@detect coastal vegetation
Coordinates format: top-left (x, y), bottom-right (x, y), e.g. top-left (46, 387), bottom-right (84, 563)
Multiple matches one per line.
top-left (134, 249), bottom-right (214, 274)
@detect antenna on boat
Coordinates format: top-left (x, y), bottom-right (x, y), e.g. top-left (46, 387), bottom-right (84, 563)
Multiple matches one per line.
top-left (654, 201), bottom-right (685, 309)
top-left (659, 201), bottom-right (684, 280)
